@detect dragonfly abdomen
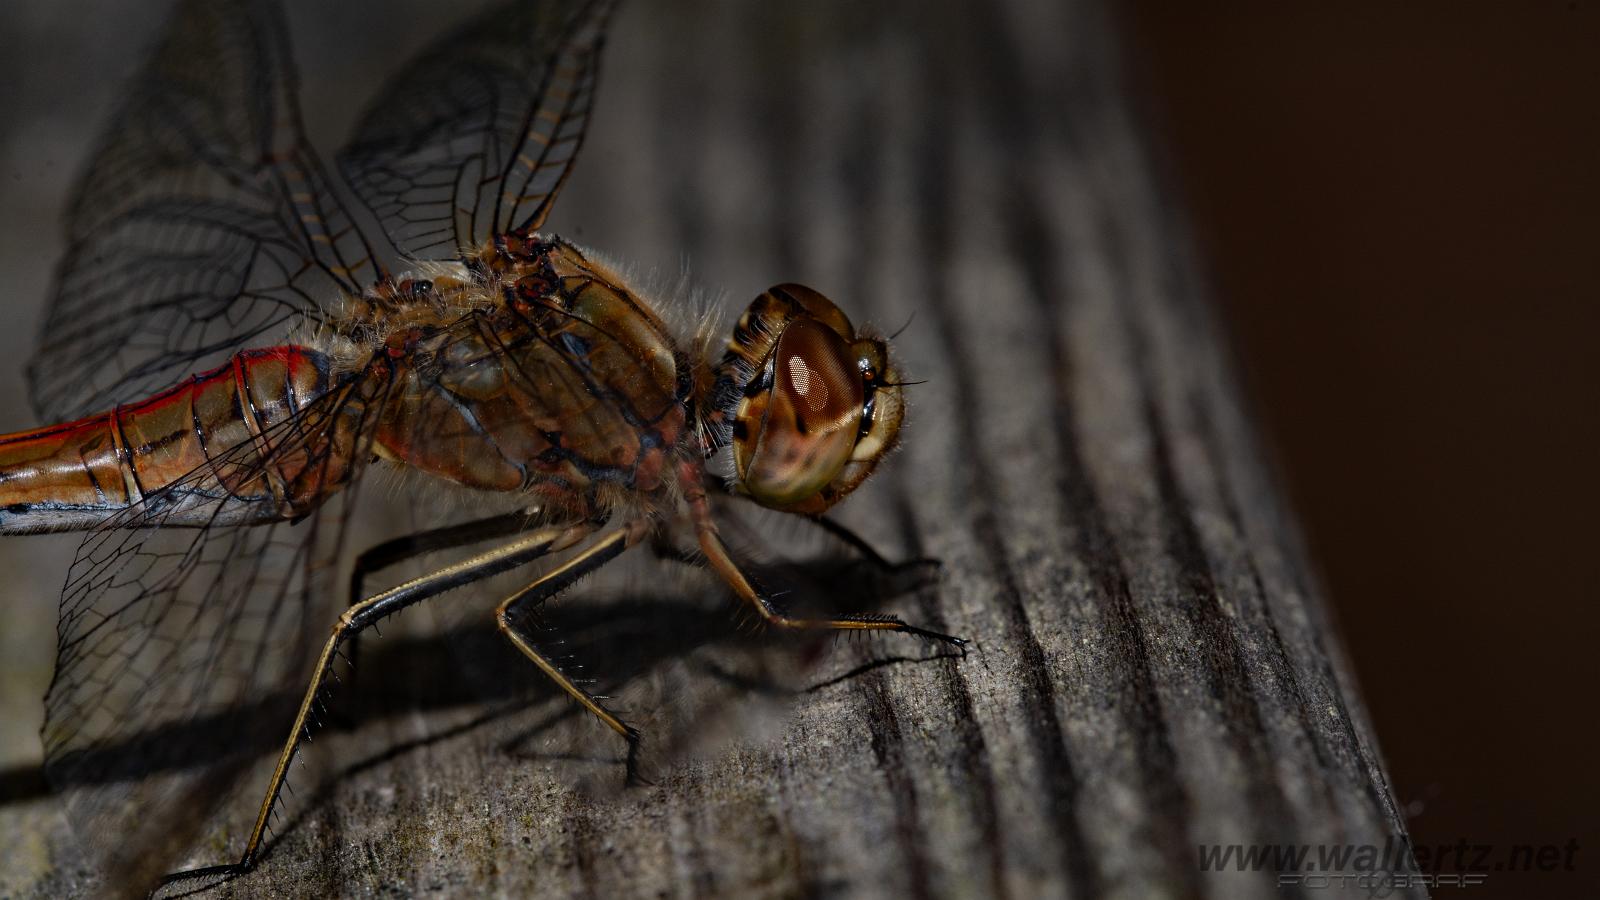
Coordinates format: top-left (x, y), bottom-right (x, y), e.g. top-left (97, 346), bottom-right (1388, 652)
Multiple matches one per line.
top-left (0, 347), bottom-right (337, 534)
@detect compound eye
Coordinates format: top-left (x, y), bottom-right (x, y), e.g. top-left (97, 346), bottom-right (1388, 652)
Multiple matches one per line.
top-left (734, 318), bottom-right (864, 508)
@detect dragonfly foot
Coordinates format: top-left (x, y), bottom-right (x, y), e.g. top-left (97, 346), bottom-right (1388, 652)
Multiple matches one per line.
top-left (151, 859), bottom-right (250, 898)
top-left (889, 555), bottom-right (942, 574)
top-left (896, 622), bottom-right (969, 657)
top-left (622, 725), bottom-right (653, 787)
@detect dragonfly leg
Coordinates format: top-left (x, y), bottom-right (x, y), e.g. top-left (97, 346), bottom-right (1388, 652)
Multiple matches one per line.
top-left (647, 511), bottom-right (936, 580)
top-left (340, 509), bottom-right (553, 720)
top-left (347, 509), bottom-right (549, 603)
top-left (494, 521), bottom-right (651, 783)
top-left (154, 522), bottom-right (593, 891)
top-left (808, 513), bottom-right (942, 577)
top-left (694, 516), bottom-right (966, 651)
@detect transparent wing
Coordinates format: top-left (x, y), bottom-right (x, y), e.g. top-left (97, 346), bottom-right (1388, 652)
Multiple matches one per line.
top-left (27, 0), bottom-right (379, 422)
top-left (39, 379), bottom-right (384, 890)
top-left (337, 0), bottom-right (614, 260)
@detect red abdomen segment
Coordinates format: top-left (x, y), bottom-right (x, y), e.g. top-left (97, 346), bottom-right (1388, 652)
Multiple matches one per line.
top-left (0, 347), bottom-right (336, 534)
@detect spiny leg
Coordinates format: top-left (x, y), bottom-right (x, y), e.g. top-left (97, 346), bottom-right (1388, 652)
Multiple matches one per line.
top-left (805, 514), bottom-right (944, 600)
top-left (155, 522), bottom-right (594, 892)
top-left (695, 516), bottom-right (965, 650)
top-left (338, 508), bottom-right (550, 719)
top-left (649, 507), bottom-right (935, 581)
top-left (494, 522), bottom-right (649, 782)
top-left (347, 509), bottom-right (546, 603)
top-left (808, 513), bottom-right (937, 575)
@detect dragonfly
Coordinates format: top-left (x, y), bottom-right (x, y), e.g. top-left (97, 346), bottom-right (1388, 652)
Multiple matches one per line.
top-left (0, 0), bottom-right (962, 892)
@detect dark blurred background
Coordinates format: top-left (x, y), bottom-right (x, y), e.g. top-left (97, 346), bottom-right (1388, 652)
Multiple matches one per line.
top-left (1123, 0), bottom-right (1598, 890)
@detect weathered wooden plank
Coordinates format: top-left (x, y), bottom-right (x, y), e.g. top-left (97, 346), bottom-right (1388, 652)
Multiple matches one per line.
top-left (0, 0), bottom-right (1416, 897)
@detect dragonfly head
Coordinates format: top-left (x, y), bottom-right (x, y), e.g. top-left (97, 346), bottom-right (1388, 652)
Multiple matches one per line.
top-left (716, 284), bottom-right (906, 514)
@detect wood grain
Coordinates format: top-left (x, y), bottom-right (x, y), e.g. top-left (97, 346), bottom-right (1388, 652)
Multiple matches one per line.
top-left (0, 0), bottom-right (1418, 897)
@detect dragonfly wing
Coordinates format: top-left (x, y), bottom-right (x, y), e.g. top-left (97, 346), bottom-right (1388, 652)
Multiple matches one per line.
top-left (337, 0), bottom-right (614, 260)
top-left (27, 0), bottom-right (379, 422)
top-left (40, 380), bottom-right (383, 890)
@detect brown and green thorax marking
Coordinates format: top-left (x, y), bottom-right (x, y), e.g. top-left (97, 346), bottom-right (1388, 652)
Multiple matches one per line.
top-left (367, 238), bottom-right (693, 519)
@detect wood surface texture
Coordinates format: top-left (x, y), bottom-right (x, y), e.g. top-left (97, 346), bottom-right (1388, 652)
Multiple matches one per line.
top-left (0, 0), bottom-right (1417, 897)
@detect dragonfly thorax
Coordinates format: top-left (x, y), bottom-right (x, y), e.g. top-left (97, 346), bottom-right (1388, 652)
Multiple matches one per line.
top-left (369, 239), bottom-right (690, 520)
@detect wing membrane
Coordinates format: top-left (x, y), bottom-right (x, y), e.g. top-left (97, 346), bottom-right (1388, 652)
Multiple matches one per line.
top-left (27, 0), bottom-right (378, 422)
top-left (337, 0), bottom-right (614, 259)
top-left (40, 379), bottom-right (383, 889)
top-left (31, 0), bottom-right (624, 887)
